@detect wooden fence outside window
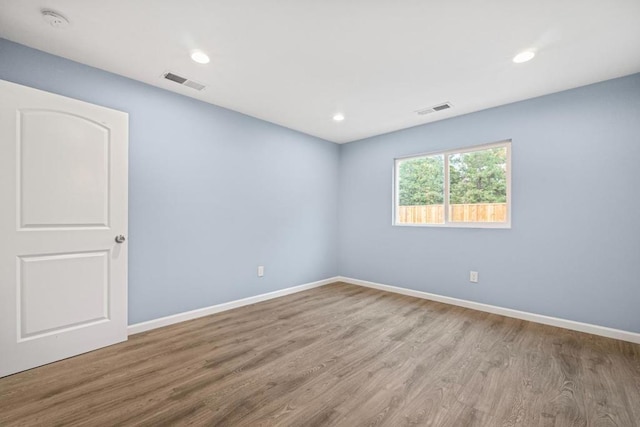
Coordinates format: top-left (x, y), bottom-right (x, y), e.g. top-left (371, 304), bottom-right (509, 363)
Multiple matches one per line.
top-left (397, 203), bottom-right (507, 224)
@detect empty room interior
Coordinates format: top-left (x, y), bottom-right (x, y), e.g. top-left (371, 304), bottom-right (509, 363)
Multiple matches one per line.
top-left (1, 1), bottom-right (639, 426)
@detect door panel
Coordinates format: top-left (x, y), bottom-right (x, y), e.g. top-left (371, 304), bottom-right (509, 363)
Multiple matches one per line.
top-left (19, 251), bottom-right (109, 339)
top-left (0, 80), bottom-right (128, 377)
top-left (19, 110), bottom-right (110, 228)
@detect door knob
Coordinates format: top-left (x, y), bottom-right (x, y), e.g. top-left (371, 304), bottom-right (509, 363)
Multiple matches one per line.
top-left (115, 235), bottom-right (126, 243)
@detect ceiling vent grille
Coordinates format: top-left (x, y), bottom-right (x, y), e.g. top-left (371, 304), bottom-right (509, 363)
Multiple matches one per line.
top-left (416, 102), bottom-right (453, 115)
top-left (163, 72), bottom-right (205, 91)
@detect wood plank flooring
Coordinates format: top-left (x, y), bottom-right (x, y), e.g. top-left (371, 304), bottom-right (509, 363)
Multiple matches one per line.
top-left (1, 282), bottom-right (639, 426)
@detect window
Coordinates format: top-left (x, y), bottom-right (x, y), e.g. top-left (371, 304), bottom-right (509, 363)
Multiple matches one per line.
top-left (394, 141), bottom-right (511, 228)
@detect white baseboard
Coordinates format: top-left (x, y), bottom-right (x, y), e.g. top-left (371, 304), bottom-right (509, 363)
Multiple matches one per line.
top-left (128, 276), bottom-right (339, 335)
top-left (128, 275), bottom-right (640, 344)
top-left (337, 276), bottom-right (640, 344)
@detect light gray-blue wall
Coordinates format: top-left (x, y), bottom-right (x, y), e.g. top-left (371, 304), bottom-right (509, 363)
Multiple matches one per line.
top-left (0, 39), bottom-right (340, 324)
top-left (2, 38), bottom-right (639, 333)
top-left (339, 73), bottom-right (640, 333)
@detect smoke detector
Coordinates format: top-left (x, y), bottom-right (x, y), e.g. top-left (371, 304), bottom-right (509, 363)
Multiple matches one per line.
top-left (42, 10), bottom-right (70, 29)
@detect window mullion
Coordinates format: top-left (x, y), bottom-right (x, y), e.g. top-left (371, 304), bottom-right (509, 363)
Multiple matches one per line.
top-left (444, 154), bottom-right (450, 225)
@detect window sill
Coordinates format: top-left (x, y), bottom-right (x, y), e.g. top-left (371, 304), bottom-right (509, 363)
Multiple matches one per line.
top-left (393, 222), bottom-right (511, 229)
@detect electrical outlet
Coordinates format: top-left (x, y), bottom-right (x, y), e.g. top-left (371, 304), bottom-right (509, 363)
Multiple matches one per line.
top-left (257, 266), bottom-right (264, 277)
top-left (469, 271), bottom-right (478, 283)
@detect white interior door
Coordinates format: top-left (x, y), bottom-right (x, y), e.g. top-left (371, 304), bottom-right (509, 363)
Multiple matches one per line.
top-left (0, 80), bottom-right (128, 377)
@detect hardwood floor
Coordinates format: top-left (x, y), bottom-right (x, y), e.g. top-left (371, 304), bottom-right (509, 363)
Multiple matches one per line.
top-left (1, 282), bottom-right (639, 426)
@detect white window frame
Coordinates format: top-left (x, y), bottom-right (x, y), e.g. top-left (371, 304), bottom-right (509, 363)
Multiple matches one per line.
top-left (393, 140), bottom-right (511, 229)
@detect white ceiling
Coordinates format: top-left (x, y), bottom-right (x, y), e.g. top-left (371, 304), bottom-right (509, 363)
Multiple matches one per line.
top-left (1, 0), bottom-right (639, 143)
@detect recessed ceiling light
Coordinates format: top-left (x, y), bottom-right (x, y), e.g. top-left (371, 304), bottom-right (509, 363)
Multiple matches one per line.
top-left (191, 51), bottom-right (210, 64)
top-left (333, 113), bottom-right (345, 122)
top-left (513, 50), bottom-right (535, 64)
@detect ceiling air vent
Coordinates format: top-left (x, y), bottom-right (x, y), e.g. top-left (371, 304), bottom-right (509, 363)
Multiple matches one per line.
top-left (416, 102), bottom-right (453, 115)
top-left (163, 72), bottom-right (205, 91)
